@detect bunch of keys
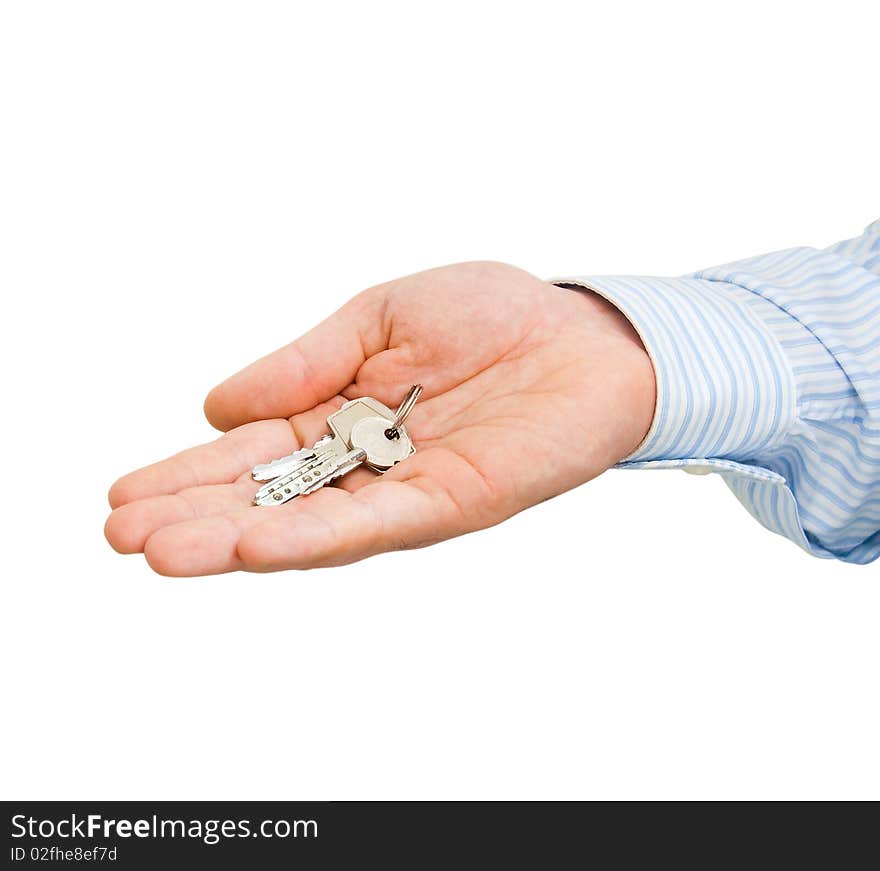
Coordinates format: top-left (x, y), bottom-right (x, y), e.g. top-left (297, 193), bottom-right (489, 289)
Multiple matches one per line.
top-left (251, 385), bottom-right (423, 506)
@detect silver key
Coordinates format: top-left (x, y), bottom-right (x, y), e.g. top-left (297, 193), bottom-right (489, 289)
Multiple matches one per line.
top-left (252, 396), bottom-right (405, 506)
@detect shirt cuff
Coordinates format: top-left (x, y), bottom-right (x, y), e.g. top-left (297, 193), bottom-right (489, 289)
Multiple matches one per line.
top-left (552, 275), bottom-right (798, 464)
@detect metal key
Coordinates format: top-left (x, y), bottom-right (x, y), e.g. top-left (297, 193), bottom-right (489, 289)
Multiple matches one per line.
top-left (252, 395), bottom-right (411, 506)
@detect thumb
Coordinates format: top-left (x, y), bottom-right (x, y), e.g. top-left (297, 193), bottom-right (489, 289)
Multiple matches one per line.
top-left (203, 287), bottom-right (389, 431)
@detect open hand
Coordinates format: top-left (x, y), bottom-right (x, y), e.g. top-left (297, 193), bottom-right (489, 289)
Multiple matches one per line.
top-left (105, 262), bottom-right (656, 575)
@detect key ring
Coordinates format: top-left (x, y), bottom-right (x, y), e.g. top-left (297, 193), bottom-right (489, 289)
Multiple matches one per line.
top-left (385, 384), bottom-right (423, 440)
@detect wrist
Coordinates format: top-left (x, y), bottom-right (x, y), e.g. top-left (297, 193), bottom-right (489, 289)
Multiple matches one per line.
top-left (599, 296), bottom-right (657, 460)
top-left (569, 287), bottom-right (658, 462)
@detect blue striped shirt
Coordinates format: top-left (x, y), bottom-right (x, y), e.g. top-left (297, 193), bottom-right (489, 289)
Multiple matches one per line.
top-left (557, 219), bottom-right (880, 564)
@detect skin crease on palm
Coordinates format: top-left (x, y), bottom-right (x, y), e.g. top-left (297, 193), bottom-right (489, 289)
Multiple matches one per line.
top-left (105, 262), bottom-right (657, 576)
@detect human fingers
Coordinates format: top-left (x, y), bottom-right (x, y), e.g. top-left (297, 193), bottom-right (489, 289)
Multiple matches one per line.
top-left (105, 478), bottom-right (257, 555)
top-left (108, 402), bottom-right (342, 509)
top-left (139, 447), bottom-right (497, 577)
top-left (237, 446), bottom-right (494, 571)
top-left (141, 479), bottom-right (441, 577)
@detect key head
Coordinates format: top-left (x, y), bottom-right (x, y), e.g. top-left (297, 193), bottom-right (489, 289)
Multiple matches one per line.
top-left (328, 397), bottom-right (397, 446)
top-left (350, 415), bottom-right (415, 471)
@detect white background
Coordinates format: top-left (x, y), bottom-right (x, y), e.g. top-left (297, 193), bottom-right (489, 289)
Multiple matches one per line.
top-left (1, 1), bottom-right (877, 800)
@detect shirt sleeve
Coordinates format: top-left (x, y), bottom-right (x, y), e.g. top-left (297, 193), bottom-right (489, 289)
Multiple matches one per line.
top-left (554, 219), bottom-right (880, 564)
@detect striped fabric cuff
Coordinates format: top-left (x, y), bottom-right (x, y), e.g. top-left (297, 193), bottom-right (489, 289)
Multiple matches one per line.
top-left (554, 275), bottom-right (798, 464)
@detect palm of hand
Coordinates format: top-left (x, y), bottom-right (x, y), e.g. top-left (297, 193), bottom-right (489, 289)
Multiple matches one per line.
top-left (106, 262), bottom-right (654, 575)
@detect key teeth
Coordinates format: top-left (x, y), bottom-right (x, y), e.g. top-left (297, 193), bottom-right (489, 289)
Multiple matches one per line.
top-left (252, 448), bottom-right (367, 505)
top-left (250, 435), bottom-right (339, 484)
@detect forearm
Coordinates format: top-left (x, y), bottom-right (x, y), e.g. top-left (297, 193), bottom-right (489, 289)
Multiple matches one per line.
top-left (556, 219), bottom-right (880, 563)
